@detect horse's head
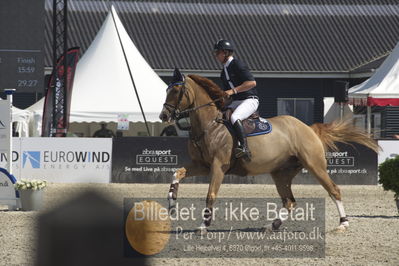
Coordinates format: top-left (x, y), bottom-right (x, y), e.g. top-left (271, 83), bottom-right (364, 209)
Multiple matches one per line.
top-left (159, 68), bottom-right (193, 122)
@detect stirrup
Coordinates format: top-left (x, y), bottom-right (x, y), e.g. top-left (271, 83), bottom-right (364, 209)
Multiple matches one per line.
top-left (235, 147), bottom-right (251, 160)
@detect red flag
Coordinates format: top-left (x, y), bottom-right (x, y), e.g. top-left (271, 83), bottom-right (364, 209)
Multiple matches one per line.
top-left (42, 47), bottom-right (80, 137)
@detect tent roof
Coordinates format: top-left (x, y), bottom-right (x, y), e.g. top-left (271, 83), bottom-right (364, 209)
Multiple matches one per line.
top-left (69, 6), bottom-right (166, 122)
top-left (26, 98), bottom-right (43, 113)
top-left (349, 41), bottom-right (399, 106)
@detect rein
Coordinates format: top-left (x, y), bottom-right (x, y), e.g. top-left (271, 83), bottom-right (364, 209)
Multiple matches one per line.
top-left (178, 96), bottom-right (224, 117)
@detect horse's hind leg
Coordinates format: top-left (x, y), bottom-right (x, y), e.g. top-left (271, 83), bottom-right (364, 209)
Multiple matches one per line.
top-left (266, 165), bottom-right (301, 231)
top-left (168, 163), bottom-right (209, 211)
top-left (301, 153), bottom-right (349, 230)
top-left (312, 168), bottom-right (349, 230)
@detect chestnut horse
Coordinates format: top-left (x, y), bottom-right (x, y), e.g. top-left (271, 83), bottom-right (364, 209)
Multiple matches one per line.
top-left (159, 69), bottom-right (379, 233)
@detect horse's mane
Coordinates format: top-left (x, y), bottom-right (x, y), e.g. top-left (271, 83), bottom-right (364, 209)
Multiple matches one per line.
top-left (188, 74), bottom-right (226, 110)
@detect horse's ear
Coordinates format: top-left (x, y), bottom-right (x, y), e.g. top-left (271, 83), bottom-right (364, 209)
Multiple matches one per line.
top-left (172, 68), bottom-right (184, 83)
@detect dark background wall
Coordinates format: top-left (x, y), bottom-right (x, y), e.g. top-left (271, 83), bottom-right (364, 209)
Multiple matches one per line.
top-left (161, 75), bottom-right (342, 124)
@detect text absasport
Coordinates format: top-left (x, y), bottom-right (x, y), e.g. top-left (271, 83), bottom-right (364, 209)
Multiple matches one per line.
top-left (141, 149), bottom-right (172, 156)
top-left (325, 151), bottom-right (348, 157)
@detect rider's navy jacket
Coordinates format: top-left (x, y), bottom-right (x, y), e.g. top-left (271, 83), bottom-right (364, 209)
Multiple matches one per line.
top-left (220, 57), bottom-right (258, 101)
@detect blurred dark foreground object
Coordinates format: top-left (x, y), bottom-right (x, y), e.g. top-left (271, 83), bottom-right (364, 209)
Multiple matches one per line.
top-left (35, 190), bottom-right (147, 266)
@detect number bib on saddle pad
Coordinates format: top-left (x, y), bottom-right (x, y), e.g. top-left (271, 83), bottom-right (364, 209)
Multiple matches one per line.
top-left (242, 117), bottom-right (272, 137)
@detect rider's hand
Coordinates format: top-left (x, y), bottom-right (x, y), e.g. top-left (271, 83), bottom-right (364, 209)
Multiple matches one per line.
top-left (226, 89), bottom-right (235, 96)
top-left (222, 92), bottom-right (233, 107)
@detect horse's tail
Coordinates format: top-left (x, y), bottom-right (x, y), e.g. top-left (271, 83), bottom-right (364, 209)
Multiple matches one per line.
top-left (310, 119), bottom-right (380, 153)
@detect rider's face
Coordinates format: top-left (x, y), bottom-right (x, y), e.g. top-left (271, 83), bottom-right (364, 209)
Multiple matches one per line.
top-left (213, 50), bottom-right (226, 64)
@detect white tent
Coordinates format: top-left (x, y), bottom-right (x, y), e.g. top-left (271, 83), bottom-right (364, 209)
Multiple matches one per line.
top-left (12, 107), bottom-right (31, 137)
top-left (349, 41), bottom-right (399, 106)
top-left (349, 41), bottom-right (399, 132)
top-left (27, 6), bottom-right (166, 136)
top-left (323, 97), bottom-right (353, 123)
top-left (26, 99), bottom-right (43, 136)
top-left (0, 98), bottom-right (31, 137)
top-left (70, 6), bottom-right (166, 122)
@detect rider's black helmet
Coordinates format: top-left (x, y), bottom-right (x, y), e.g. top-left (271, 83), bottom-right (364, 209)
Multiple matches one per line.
top-left (214, 39), bottom-right (234, 52)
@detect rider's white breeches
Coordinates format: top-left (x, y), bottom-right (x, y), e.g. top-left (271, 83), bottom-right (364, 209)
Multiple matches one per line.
top-left (228, 98), bottom-right (259, 124)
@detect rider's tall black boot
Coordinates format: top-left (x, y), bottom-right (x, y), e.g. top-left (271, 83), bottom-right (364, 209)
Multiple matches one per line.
top-left (233, 119), bottom-right (251, 160)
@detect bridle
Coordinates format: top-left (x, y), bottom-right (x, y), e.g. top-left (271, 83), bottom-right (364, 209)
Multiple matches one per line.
top-left (163, 79), bottom-right (225, 120)
top-left (163, 81), bottom-right (187, 120)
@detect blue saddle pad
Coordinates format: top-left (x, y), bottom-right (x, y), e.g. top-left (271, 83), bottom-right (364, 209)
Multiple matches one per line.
top-left (245, 117), bottom-right (272, 137)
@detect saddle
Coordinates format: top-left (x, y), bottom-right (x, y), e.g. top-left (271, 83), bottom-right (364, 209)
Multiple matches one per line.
top-left (223, 109), bottom-right (272, 137)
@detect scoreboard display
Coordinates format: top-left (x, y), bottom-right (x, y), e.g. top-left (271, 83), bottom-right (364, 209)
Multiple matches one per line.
top-left (0, 0), bottom-right (44, 92)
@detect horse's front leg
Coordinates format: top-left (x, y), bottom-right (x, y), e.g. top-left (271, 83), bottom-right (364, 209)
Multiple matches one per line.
top-left (168, 163), bottom-right (209, 212)
top-left (197, 159), bottom-right (228, 235)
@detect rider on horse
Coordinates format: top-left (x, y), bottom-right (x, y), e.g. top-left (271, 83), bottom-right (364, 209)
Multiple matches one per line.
top-left (213, 39), bottom-right (258, 160)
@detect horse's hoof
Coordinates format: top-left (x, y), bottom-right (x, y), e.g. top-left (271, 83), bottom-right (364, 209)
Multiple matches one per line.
top-left (334, 223), bottom-right (349, 232)
top-left (196, 226), bottom-right (207, 236)
top-left (262, 224), bottom-right (273, 232)
top-left (334, 218), bottom-right (349, 232)
top-left (272, 219), bottom-right (283, 230)
top-left (262, 218), bottom-right (282, 232)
